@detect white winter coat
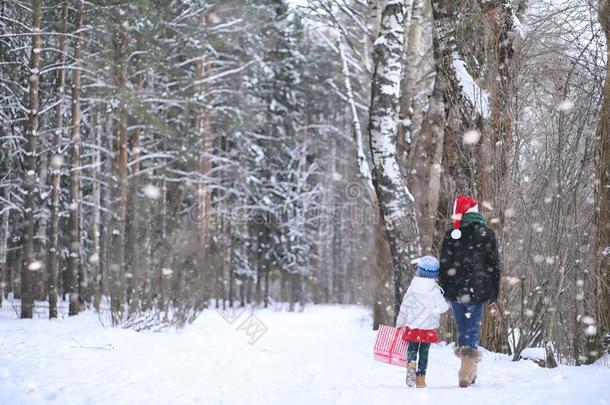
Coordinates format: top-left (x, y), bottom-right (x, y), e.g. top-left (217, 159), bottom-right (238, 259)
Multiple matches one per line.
top-left (395, 276), bottom-right (450, 330)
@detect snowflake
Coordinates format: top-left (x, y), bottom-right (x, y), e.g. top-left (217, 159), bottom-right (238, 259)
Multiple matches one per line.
top-left (50, 155), bottom-right (64, 169)
top-left (462, 129), bottom-right (481, 145)
top-left (28, 261), bottom-right (42, 271)
top-left (556, 99), bottom-right (575, 112)
top-left (142, 184), bottom-right (161, 199)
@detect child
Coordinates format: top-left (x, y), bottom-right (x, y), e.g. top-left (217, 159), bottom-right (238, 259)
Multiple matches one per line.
top-left (396, 256), bottom-right (449, 388)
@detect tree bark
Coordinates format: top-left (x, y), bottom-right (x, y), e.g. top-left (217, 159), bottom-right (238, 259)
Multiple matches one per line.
top-left (339, 39), bottom-right (395, 323)
top-left (432, 0), bottom-right (488, 198)
top-left (372, 195), bottom-right (394, 329)
top-left (476, 0), bottom-right (521, 354)
top-left (126, 36), bottom-right (144, 314)
top-left (475, 0), bottom-right (520, 233)
top-left (92, 110), bottom-right (102, 311)
top-left (366, 0), bottom-right (382, 71)
top-left (0, 150), bottom-right (10, 306)
top-left (263, 268), bottom-right (269, 308)
top-left (417, 73), bottom-right (445, 253)
top-left (110, 9), bottom-right (129, 324)
top-left (68, 0), bottom-right (84, 316)
top-left (194, 24), bottom-right (212, 301)
top-left (368, 0), bottom-right (420, 317)
top-left (20, 0), bottom-right (44, 319)
top-left (339, 41), bottom-right (374, 191)
top-left (397, 0), bottom-right (422, 167)
top-left (592, 0), bottom-right (610, 361)
top-left (98, 113), bottom-right (114, 310)
top-left (47, 0), bottom-right (69, 319)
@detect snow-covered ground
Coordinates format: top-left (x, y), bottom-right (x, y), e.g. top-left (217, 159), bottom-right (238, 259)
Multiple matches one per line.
top-left (1, 304), bottom-right (608, 405)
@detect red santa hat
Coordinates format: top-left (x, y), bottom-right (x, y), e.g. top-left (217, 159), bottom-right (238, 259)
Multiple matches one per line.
top-left (451, 195), bottom-right (479, 239)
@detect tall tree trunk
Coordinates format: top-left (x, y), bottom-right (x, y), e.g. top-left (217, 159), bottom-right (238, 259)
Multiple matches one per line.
top-left (339, 39), bottom-right (393, 322)
top-left (477, 0), bottom-right (519, 206)
top-left (194, 33), bottom-right (212, 300)
top-left (368, 0), bottom-right (420, 317)
top-left (110, 9), bottom-right (129, 324)
top-left (366, 0), bottom-right (382, 71)
top-left (592, 0), bottom-right (610, 361)
top-left (288, 273), bottom-right (296, 312)
top-left (372, 196), bottom-right (394, 329)
top-left (20, 0), bottom-right (43, 319)
top-left (263, 269), bottom-right (269, 308)
top-left (0, 150), bottom-right (10, 306)
top-left (397, 0), bottom-right (422, 167)
top-left (68, 0), bottom-right (84, 316)
top-left (34, 134), bottom-right (48, 301)
top-left (418, 73), bottom-right (445, 253)
top-left (228, 255), bottom-right (234, 308)
top-left (126, 44), bottom-right (144, 314)
top-left (254, 263), bottom-right (262, 306)
top-left (431, 0), bottom-right (487, 197)
top-left (431, 0), bottom-right (488, 341)
top-left (92, 110), bottom-right (102, 311)
top-left (475, 0), bottom-right (521, 354)
top-left (47, 1), bottom-right (69, 319)
top-left (339, 41), bottom-right (374, 189)
top-left (345, 1), bottom-right (395, 327)
top-left (98, 113), bottom-right (114, 309)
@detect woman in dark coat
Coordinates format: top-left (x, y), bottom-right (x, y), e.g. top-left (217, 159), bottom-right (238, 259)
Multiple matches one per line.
top-left (439, 195), bottom-right (502, 388)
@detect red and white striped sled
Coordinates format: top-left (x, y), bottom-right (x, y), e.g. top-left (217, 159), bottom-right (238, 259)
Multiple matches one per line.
top-left (373, 325), bottom-right (408, 367)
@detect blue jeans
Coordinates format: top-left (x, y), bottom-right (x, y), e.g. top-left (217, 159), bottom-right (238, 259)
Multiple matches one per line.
top-left (451, 301), bottom-right (484, 348)
top-left (407, 342), bottom-right (430, 376)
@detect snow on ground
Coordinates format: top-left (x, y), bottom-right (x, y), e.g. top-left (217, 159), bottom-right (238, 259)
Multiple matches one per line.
top-left (1, 304), bottom-right (608, 405)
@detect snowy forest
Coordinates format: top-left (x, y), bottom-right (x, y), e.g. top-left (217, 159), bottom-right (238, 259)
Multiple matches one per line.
top-left (0, 0), bottom-right (609, 399)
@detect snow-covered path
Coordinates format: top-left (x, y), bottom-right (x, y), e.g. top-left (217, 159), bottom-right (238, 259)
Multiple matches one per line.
top-left (0, 305), bottom-right (608, 405)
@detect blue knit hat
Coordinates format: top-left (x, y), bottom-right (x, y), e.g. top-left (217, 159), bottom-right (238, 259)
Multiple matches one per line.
top-left (416, 256), bottom-right (440, 278)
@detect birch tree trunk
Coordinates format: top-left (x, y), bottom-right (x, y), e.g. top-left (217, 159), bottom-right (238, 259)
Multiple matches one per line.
top-left (20, 0), bottom-right (43, 319)
top-left (68, 0), bottom-right (84, 316)
top-left (593, 0), bottom-right (610, 361)
top-left (397, 0), bottom-right (421, 166)
top-left (368, 0), bottom-right (420, 317)
top-left (340, 39), bottom-right (394, 327)
top-left (339, 41), bottom-right (374, 192)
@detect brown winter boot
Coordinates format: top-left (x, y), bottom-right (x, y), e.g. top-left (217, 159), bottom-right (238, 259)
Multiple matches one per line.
top-left (406, 361), bottom-right (417, 387)
top-left (416, 375), bottom-right (426, 388)
top-left (458, 347), bottom-right (482, 388)
top-left (471, 363), bottom-right (478, 385)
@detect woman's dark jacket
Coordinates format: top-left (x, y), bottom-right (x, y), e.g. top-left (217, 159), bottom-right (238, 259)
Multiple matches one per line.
top-left (438, 223), bottom-right (501, 303)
